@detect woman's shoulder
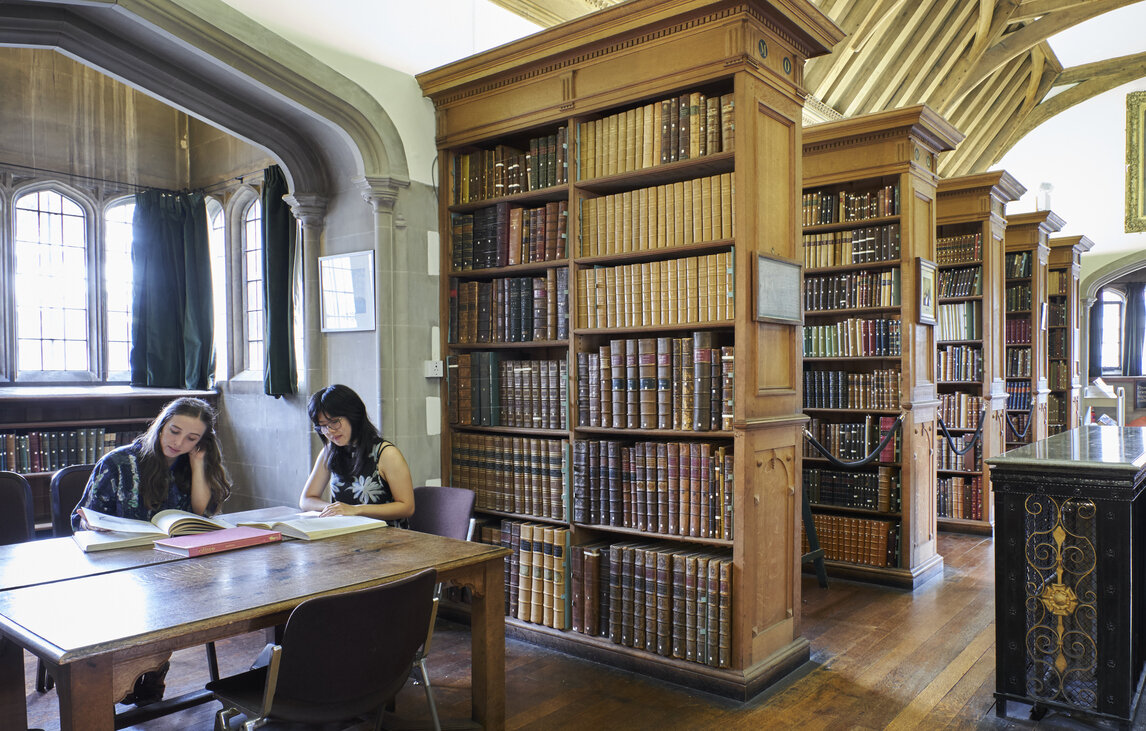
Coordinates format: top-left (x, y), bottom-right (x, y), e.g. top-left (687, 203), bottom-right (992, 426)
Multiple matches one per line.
top-left (98, 442), bottom-right (143, 465)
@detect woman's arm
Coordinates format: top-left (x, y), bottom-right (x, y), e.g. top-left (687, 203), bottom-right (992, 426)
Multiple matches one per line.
top-left (70, 459), bottom-right (121, 531)
top-left (319, 445), bottom-right (415, 521)
top-left (299, 452), bottom-right (333, 512)
top-left (188, 446), bottom-right (212, 515)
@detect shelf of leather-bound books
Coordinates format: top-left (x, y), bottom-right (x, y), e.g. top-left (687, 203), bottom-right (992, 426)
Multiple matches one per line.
top-left (934, 172), bottom-right (1024, 535)
top-left (1045, 235), bottom-right (1094, 434)
top-left (801, 106), bottom-right (962, 589)
top-left (420, 0), bottom-right (844, 701)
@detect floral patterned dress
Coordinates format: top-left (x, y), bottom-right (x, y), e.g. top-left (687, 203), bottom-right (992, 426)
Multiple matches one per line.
top-left (330, 440), bottom-right (408, 527)
top-left (70, 442), bottom-right (194, 532)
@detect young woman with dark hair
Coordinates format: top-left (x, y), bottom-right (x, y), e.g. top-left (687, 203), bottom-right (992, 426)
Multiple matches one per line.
top-left (70, 395), bottom-right (233, 707)
top-left (300, 384), bottom-right (415, 527)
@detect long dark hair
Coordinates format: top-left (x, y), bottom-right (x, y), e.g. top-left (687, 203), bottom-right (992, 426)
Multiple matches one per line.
top-left (136, 397), bottom-right (232, 513)
top-left (308, 384), bottom-right (383, 479)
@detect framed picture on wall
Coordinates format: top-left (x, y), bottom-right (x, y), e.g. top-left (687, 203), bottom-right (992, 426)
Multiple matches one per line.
top-left (917, 257), bottom-right (937, 325)
top-left (318, 250), bottom-right (376, 332)
top-left (754, 253), bottom-right (802, 325)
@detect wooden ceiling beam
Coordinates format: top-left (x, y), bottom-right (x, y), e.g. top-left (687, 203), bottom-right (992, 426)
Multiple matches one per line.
top-left (928, 0), bottom-right (1022, 113)
top-left (864, 0), bottom-right (965, 111)
top-left (837, 0), bottom-right (941, 115)
top-left (807, 0), bottom-right (899, 96)
top-left (897, 6), bottom-right (980, 107)
top-left (1013, 0), bottom-right (1108, 21)
top-left (949, 0), bottom-right (1138, 107)
top-left (941, 71), bottom-right (1028, 175)
top-left (966, 58), bottom-right (1059, 172)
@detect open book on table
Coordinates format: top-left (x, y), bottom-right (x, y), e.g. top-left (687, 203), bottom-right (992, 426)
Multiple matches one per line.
top-left (234, 511), bottom-right (386, 541)
top-left (73, 508), bottom-right (237, 553)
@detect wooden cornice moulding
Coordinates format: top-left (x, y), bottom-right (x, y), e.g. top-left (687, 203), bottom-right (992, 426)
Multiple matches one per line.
top-left (1048, 234), bottom-right (1096, 255)
top-left (417, 0), bottom-right (842, 108)
top-left (802, 105), bottom-right (964, 158)
top-left (937, 170), bottom-right (1027, 203)
top-left (1006, 209), bottom-right (1067, 238)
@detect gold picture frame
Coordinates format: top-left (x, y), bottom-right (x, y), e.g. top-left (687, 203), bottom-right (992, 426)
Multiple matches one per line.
top-left (1127, 91), bottom-right (1146, 233)
top-left (917, 257), bottom-right (937, 325)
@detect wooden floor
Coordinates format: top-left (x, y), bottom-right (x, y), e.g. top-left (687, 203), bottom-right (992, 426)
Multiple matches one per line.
top-left (23, 532), bottom-right (1143, 729)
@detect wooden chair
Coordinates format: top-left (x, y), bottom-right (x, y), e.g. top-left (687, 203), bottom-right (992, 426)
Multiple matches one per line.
top-left (207, 568), bottom-right (437, 731)
top-left (405, 485), bottom-right (476, 731)
top-left (50, 463), bottom-right (94, 537)
top-left (0, 471), bottom-right (35, 546)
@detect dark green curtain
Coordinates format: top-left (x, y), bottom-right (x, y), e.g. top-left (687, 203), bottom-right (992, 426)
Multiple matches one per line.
top-left (1124, 283), bottom-right (1146, 376)
top-left (1089, 287), bottom-right (1104, 377)
top-left (261, 165), bottom-right (298, 396)
top-left (130, 190), bottom-right (214, 389)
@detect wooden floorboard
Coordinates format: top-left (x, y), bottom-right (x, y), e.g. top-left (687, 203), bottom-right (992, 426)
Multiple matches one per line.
top-left (22, 532), bottom-right (1145, 730)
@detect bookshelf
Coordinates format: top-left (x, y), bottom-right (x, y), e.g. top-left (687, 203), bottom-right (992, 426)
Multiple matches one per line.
top-left (418, 0), bottom-right (844, 701)
top-left (1047, 235), bottom-right (1094, 434)
top-left (800, 106), bottom-right (961, 589)
top-left (932, 171), bottom-right (1025, 535)
top-left (0, 386), bottom-right (217, 530)
top-left (1002, 211), bottom-right (1064, 448)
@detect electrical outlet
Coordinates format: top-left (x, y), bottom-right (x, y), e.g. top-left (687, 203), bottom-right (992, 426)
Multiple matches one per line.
top-left (423, 360), bottom-right (444, 378)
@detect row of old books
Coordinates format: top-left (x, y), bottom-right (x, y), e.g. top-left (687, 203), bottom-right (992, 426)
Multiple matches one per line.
top-left (936, 231), bottom-right (982, 264)
top-left (450, 200), bottom-right (568, 271)
top-left (802, 184), bottom-right (900, 226)
top-left (937, 476), bottom-right (983, 520)
top-left (452, 127), bottom-right (569, 204)
top-left (937, 436), bottom-right (980, 472)
top-left (937, 266), bottom-right (982, 298)
top-left (802, 513), bottom-right (900, 568)
top-left (447, 353), bottom-right (568, 430)
top-left (1048, 269), bottom-right (1068, 296)
top-left (1004, 283), bottom-right (1032, 312)
top-left (803, 368), bottom-right (902, 411)
top-left (803, 317), bottom-right (902, 358)
top-left (495, 521), bottom-right (571, 630)
top-left (937, 344), bottom-right (983, 382)
top-left (1048, 394), bottom-right (1067, 431)
top-left (448, 269), bottom-right (569, 344)
top-left (451, 434), bottom-right (566, 521)
top-left (1004, 250), bottom-right (1032, 278)
top-left (802, 466), bottom-right (902, 513)
top-left (571, 439), bottom-right (733, 540)
top-left (937, 301), bottom-right (981, 341)
top-left (1005, 346), bottom-right (1032, 378)
top-left (804, 268), bottom-right (901, 311)
top-left (575, 335), bottom-right (732, 433)
top-left (938, 392), bottom-right (983, 429)
top-left (1048, 301), bottom-right (1067, 327)
top-left (578, 173), bottom-right (734, 257)
top-left (1006, 381), bottom-right (1033, 410)
top-left (802, 223), bottom-right (902, 269)
top-left (578, 91), bottom-right (735, 180)
top-left (1004, 317), bottom-right (1031, 344)
top-left (1048, 361), bottom-right (1070, 389)
top-left (576, 250), bottom-right (733, 330)
top-left (571, 540), bottom-right (732, 668)
top-left (0, 428), bottom-right (135, 474)
top-left (1049, 330), bottom-right (1067, 358)
top-left (804, 416), bottom-right (902, 464)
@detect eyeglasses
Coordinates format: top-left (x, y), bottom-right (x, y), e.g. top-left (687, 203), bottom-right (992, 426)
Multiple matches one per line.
top-left (314, 417), bottom-right (345, 434)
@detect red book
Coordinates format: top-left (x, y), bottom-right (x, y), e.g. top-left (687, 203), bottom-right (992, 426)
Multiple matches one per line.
top-left (153, 526), bottom-right (281, 557)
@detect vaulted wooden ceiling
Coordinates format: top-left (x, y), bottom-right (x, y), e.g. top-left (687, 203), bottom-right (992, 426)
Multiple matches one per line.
top-left (490, 0), bottom-right (1146, 177)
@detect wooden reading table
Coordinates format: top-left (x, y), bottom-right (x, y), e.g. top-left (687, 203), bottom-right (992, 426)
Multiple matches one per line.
top-left (0, 524), bottom-right (509, 730)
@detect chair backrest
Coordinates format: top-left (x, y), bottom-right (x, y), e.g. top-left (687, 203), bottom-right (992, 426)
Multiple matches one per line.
top-left (51, 464), bottom-right (94, 537)
top-left (269, 568), bottom-right (437, 723)
top-left (0, 472), bottom-right (36, 546)
top-left (406, 485), bottom-right (475, 541)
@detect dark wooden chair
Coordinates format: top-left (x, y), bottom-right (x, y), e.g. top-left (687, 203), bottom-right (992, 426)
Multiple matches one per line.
top-left (405, 485), bottom-right (476, 731)
top-left (207, 568), bottom-right (437, 731)
top-left (50, 463), bottom-right (94, 537)
top-left (0, 471), bottom-right (35, 546)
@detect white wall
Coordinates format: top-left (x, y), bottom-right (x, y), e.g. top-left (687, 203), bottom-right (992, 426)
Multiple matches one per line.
top-left (219, 0), bottom-right (542, 188)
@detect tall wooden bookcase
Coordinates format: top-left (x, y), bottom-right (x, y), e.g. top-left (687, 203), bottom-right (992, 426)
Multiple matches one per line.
top-left (1047, 235), bottom-right (1094, 434)
top-left (1002, 211), bottom-right (1064, 448)
top-left (800, 106), bottom-right (961, 589)
top-left (418, 0), bottom-right (843, 700)
top-left (932, 171), bottom-right (1024, 534)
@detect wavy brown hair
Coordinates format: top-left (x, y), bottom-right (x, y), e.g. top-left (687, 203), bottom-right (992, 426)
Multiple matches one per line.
top-left (135, 397), bottom-right (232, 513)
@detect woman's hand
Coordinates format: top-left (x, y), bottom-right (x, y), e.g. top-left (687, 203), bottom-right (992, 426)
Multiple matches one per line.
top-left (318, 502), bottom-right (358, 517)
top-left (189, 445), bottom-right (206, 473)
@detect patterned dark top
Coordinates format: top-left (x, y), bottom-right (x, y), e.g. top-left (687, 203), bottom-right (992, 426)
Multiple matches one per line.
top-left (330, 440), bottom-right (408, 528)
top-left (70, 442), bottom-right (195, 532)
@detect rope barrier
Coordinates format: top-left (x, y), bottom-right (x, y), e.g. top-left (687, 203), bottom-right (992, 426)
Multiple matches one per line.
top-left (936, 407), bottom-right (988, 456)
top-left (1005, 406), bottom-right (1034, 440)
top-left (802, 415), bottom-right (903, 469)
